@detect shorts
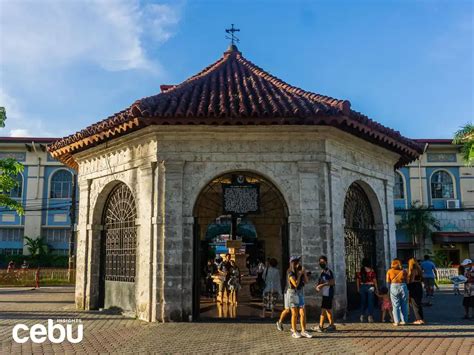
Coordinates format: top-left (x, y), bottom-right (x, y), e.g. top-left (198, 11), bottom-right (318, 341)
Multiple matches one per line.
top-left (287, 289), bottom-right (305, 308)
top-left (423, 278), bottom-right (435, 287)
top-left (321, 296), bottom-right (333, 310)
top-left (283, 292), bottom-right (289, 309)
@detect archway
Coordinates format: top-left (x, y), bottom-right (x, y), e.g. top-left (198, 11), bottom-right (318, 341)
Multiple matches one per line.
top-left (98, 182), bottom-right (137, 312)
top-left (344, 182), bottom-right (377, 310)
top-left (193, 171), bottom-right (289, 320)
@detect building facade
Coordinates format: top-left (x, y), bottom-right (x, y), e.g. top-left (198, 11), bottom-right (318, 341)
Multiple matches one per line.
top-left (49, 45), bottom-right (422, 322)
top-left (0, 137), bottom-right (77, 259)
top-left (395, 139), bottom-right (474, 264)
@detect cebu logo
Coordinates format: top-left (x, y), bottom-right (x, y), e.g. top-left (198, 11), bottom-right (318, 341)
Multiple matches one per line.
top-left (12, 319), bottom-right (83, 344)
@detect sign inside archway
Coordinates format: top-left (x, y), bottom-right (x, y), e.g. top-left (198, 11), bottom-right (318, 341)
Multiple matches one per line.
top-left (222, 175), bottom-right (260, 241)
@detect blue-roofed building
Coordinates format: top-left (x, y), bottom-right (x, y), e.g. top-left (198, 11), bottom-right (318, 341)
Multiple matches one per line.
top-left (0, 137), bottom-right (78, 257)
top-left (395, 139), bottom-right (474, 264)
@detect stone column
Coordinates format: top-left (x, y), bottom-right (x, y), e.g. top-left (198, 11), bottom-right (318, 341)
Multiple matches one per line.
top-left (135, 163), bottom-right (156, 321)
top-left (75, 179), bottom-right (91, 310)
top-left (297, 162), bottom-right (321, 313)
top-left (327, 163), bottom-right (347, 315)
top-left (384, 179), bottom-right (397, 266)
top-left (157, 161), bottom-right (186, 321)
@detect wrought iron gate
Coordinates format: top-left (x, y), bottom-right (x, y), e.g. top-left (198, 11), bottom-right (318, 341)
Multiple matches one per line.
top-left (102, 183), bottom-right (137, 283)
top-left (344, 182), bottom-right (376, 310)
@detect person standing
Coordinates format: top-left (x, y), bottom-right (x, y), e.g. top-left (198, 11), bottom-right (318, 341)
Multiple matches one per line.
top-left (421, 255), bottom-right (437, 305)
top-left (286, 256), bottom-right (312, 338)
top-left (461, 259), bottom-right (474, 319)
top-left (313, 255), bottom-right (336, 332)
top-left (386, 258), bottom-right (408, 326)
top-left (262, 258), bottom-right (282, 314)
top-left (356, 258), bottom-right (378, 323)
top-left (217, 254), bottom-right (232, 303)
top-left (407, 258), bottom-right (425, 324)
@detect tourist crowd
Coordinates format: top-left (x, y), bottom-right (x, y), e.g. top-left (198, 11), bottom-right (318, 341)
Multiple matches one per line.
top-left (204, 253), bottom-right (474, 339)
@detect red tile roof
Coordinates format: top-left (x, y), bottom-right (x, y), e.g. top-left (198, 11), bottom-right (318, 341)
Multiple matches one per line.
top-left (48, 45), bottom-right (422, 169)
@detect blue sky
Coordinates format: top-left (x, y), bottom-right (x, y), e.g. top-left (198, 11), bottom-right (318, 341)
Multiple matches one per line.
top-left (0, 0), bottom-right (472, 139)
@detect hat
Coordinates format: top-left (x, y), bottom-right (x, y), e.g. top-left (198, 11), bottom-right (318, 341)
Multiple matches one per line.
top-left (461, 259), bottom-right (472, 266)
top-left (289, 255), bottom-right (301, 262)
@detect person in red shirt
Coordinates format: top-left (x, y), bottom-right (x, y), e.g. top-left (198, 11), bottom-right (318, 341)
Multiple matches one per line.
top-left (356, 258), bottom-right (378, 323)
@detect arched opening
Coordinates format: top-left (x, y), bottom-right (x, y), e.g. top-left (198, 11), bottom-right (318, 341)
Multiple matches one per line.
top-left (193, 171), bottom-right (289, 320)
top-left (98, 182), bottom-right (137, 312)
top-left (344, 182), bottom-right (376, 310)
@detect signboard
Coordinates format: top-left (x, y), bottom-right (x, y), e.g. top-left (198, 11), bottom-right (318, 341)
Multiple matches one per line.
top-left (222, 176), bottom-right (260, 216)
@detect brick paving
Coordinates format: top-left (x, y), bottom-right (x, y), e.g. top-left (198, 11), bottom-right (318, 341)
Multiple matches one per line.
top-left (0, 286), bottom-right (473, 354)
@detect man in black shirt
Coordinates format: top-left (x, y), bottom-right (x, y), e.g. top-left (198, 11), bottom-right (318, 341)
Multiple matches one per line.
top-left (313, 255), bottom-right (336, 332)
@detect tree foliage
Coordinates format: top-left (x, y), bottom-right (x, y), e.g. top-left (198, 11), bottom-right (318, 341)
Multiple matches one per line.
top-left (396, 201), bottom-right (440, 248)
top-left (453, 122), bottom-right (474, 166)
top-left (0, 107), bottom-right (6, 128)
top-left (0, 158), bottom-right (24, 215)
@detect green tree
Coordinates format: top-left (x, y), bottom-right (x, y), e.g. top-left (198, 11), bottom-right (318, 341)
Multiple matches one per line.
top-left (397, 201), bottom-right (440, 257)
top-left (0, 107), bottom-right (6, 127)
top-left (0, 107), bottom-right (25, 215)
top-left (453, 122), bottom-right (474, 166)
top-left (24, 236), bottom-right (50, 263)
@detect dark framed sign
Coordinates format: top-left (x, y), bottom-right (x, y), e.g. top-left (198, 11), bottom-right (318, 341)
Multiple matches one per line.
top-left (222, 175), bottom-right (260, 216)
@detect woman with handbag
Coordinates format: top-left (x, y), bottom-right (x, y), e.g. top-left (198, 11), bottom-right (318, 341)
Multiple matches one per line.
top-left (407, 257), bottom-right (425, 324)
top-left (286, 256), bottom-right (312, 338)
top-left (356, 258), bottom-right (378, 323)
top-left (386, 258), bottom-right (409, 326)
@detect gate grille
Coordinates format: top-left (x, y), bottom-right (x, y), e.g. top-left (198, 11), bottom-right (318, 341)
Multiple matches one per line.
top-left (344, 183), bottom-right (376, 284)
top-left (102, 183), bottom-right (137, 282)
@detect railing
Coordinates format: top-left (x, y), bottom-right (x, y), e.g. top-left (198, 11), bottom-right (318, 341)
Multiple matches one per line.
top-left (0, 268), bottom-right (75, 286)
top-left (436, 267), bottom-right (458, 281)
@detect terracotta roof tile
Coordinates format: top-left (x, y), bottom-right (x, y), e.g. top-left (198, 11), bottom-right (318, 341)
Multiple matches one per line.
top-left (49, 45), bottom-right (422, 169)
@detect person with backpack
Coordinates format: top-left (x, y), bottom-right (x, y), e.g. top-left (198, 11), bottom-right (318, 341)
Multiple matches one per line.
top-left (356, 258), bottom-right (378, 323)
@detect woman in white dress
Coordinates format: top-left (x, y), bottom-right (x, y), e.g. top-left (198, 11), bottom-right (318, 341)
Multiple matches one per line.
top-left (263, 258), bottom-right (283, 315)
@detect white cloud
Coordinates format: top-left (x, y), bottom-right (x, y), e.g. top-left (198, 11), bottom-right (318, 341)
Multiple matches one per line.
top-left (0, 0), bottom-right (181, 137)
top-left (0, 0), bottom-right (180, 72)
top-left (0, 88), bottom-right (65, 138)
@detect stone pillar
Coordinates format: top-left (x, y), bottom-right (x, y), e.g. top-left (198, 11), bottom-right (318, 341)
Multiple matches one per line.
top-left (75, 179), bottom-right (91, 310)
top-left (384, 179), bottom-right (397, 266)
top-left (288, 214), bottom-right (302, 256)
top-left (297, 162), bottom-right (321, 313)
top-left (157, 161), bottom-right (187, 321)
top-left (327, 163), bottom-right (347, 315)
top-left (135, 163), bottom-right (156, 321)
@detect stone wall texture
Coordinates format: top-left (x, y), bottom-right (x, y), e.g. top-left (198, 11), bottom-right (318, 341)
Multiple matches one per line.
top-left (73, 125), bottom-right (400, 322)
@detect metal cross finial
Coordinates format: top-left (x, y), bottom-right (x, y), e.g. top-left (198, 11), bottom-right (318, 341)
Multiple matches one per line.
top-left (225, 24), bottom-right (240, 45)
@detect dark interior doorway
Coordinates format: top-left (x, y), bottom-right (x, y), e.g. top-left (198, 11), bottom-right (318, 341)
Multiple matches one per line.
top-left (193, 172), bottom-right (289, 320)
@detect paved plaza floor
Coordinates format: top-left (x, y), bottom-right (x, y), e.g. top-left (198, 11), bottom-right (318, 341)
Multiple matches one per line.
top-left (0, 285), bottom-right (473, 354)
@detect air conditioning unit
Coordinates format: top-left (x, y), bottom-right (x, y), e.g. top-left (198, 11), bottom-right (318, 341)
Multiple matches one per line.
top-left (446, 199), bottom-right (460, 209)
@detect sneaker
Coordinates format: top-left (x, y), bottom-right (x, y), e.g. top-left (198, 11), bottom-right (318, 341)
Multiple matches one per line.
top-left (400, 321), bottom-right (406, 325)
top-left (393, 323), bottom-right (399, 326)
top-left (360, 315), bottom-right (365, 322)
top-left (326, 324), bottom-right (337, 332)
top-left (368, 316), bottom-right (374, 323)
top-left (291, 330), bottom-right (302, 338)
top-left (311, 325), bottom-right (325, 333)
top-left (276, 321), bottom-right (283, 331)
top-left (300, 331), bottom-right (313, 338)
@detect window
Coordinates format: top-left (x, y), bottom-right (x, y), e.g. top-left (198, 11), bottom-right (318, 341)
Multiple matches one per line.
top-left (394, 172), bottom-right (405, 199)
top-left (0, 228), bottom-right (24, 242)
top-left (9, 173), bottom-right (23, 198)
top-left (50, 249), bottom-right (69, 256)
top-left (50, 170), bottom-right (72, 198)
top-left (42, 228), bottom-right (70, 244)
top-left (0, 248), bottom-right (23, 255)
top-left (431, 170), bottom-right (454, 199)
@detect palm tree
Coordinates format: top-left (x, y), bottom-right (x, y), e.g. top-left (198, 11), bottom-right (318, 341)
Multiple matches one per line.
top-left (397, 202), bottom-right (440, 257)
top-left (453, 122), bottom-right (474, 166)
top-left (24, 236), bottom-right (49, 265)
